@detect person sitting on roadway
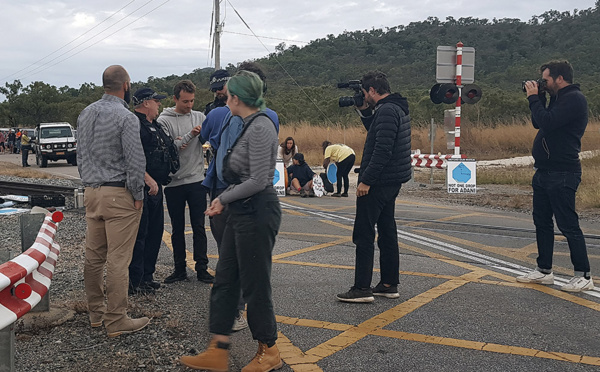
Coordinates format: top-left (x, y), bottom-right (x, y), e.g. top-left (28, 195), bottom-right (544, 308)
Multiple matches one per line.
top-left (287, 152), bottom-right (315, 197)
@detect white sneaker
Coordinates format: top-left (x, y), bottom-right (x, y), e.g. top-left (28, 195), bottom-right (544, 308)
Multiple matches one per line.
top-left (516, 270), bottom-right (554, 285)
top-left (561, 276), bottom-right (594, 292)
top-left (232, 311), bottom-right (248, 332)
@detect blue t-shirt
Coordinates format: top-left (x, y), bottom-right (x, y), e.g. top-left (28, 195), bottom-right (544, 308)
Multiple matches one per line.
top-left (203, 107), bottom-right (280, 190)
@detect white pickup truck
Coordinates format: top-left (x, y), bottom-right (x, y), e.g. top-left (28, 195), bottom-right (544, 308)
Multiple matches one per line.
top-left (32, 122), bottom-right (77, 167)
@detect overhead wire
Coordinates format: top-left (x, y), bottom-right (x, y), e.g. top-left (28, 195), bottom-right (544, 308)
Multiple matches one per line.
top-left (13, 0), bottom-right (167, 82)
top-left (0, 0), bottom-right (136, 83)
top-left (223, 31), bottom-right (309, 44)
top-left (225, 0), bottom-right (335, 127)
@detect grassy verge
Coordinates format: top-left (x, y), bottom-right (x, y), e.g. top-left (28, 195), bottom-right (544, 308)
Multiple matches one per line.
top-left (0, 161), bottom-right (57, 179)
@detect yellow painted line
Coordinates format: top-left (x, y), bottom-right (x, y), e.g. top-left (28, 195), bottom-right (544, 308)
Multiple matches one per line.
top-left (277, 332), bottom-right (323, 370)
top-left (321, 220), bottom-right (353, 231)
top-left (272, 237), bottom-right (351, 260)
top-left (279, 231), bottom-right (349, 239)
top-left (282, 198), bottom-right (337, 212)
top-left (277, 315), bottom-right (353, 332)
top-left (417, 229), bottom-right (596, 280)
top-left (405, 212), bottom-right (484, 227)
top-left (162, 231), bottom-right (215, 276)
top-left (283, 209), bottom-right (309, 216)
top-left (397, 199), bottom-right (456, 210)
top-left (399, 232), bottom-right (600, 312)
top-left (303, 271), bottom-right (486, 360)
top-left (370, 329), bottom-right (600, 366)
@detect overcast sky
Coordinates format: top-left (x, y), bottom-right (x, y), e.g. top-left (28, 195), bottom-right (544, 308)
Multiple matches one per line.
top-left (1, 0), bottom-right (597, 91)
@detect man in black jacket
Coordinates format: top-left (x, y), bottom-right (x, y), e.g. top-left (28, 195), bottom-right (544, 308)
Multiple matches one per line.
top-left (337, 71), bottom-right (412, 303)
top-left (518, 60), bottom-right (593, 292)
top-left (128, 88), bottom-right (169, 295)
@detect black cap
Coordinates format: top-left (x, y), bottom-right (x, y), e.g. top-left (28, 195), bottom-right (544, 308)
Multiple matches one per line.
top-left (132, 88), bottom-right (167, 105)
top-left (209, 69), bottom-right (230, 91)
top-left (293, 153), bottom-right (305, 163)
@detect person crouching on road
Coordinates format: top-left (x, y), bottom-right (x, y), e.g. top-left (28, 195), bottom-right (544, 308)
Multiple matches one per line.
top-left (179, 71), bottom-right (283, 372)
top-left (322, 140), bottom-right (356, 197)
top-left (286, 152), bottom-right (315, 197)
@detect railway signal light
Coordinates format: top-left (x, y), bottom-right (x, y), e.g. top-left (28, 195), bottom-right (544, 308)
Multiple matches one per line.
top-left (430, 83), bottom-right (459, 104)
top-left (461, 84), bottom-right (482, 104)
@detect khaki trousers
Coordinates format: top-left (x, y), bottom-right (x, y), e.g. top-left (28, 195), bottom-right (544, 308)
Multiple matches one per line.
top-left (84, 186), bottom-right (142, 327)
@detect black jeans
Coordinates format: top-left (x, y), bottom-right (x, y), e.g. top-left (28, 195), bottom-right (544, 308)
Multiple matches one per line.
top-left (532, 170), bottom-right (590, 276)
top-left (164, 182), bottom-right (208, 273)
top-left (336, 154), bottom-right (355, 194)
top-left (352, 184), bottom-right (401, 289)
top-left (21, 146), bottom-right (30, 166)
top-left (209, 187), bottom-right (281, 346)
top-left (129, 184), bottom-right (164, 287)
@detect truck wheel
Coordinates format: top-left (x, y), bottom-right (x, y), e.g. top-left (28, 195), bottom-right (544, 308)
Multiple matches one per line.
top-left (69, 156), bottom-right (77, 166)
top-left (36, 152), bottom-right (40, 166)
top-left (41, 156), bottom-right (48, 168)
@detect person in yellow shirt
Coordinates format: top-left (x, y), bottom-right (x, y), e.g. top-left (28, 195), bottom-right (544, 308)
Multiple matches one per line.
top-left (20, 130), bottom-right (31, 167)
top-left (322, 141), bottom-right (356, 197)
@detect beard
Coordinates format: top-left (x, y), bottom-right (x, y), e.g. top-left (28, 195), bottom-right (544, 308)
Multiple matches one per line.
top-left (123, 88), bottom-right (131, 104)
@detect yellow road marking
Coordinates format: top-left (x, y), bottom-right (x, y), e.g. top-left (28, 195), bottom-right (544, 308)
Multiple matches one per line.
top-left (283, 209), bottom-right (309, 216)
top-left (321, 220), bottom-right (353, 231)
top-left (304, 271), bottom-right (486, 360)
top-left (279, 231), bottom-right (349, 239)
top-left (405, 212), bottom-right (484, 227)
top-left (277, 332), bottom-right (324, 370)
top-left (272, 237), bottom-right (351, 260)
top-left (370, 329), bottom-right (600, 366)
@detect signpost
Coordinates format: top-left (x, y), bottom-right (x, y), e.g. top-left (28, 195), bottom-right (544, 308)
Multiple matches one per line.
top-left (447, 158), bottom-right (477, 194)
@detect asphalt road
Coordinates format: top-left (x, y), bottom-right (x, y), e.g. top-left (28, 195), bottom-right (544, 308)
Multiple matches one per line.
top-left (6, 153), bottom-right (600, 371)
top-left (159, 190), bottom-right (600, 371)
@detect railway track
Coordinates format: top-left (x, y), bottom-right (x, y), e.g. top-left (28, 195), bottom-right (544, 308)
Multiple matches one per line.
top-left (0, 180), bottom-right (76, 197)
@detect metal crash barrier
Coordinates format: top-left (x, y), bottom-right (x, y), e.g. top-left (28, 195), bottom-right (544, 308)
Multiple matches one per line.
top-left (0, 211), bottom-right (63, 330)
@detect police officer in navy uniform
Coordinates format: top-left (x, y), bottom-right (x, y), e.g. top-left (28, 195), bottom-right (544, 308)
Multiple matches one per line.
top-left (128, 88), bottom-right (175, 295)
top-left (203, 69), bottom-right (230, 115)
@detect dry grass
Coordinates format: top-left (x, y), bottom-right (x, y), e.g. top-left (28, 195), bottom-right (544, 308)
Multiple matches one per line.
top-left (279, 119), bottom-right (600, 210)
top-left (0, 160), bottom-right (58, 179)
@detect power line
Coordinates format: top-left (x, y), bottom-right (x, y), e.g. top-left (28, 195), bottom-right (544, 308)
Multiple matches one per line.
top-left (0, 0), bottom-right (136, 83)
top-left (9, 0), bottom-right (159, 83)
top-left (24, 0), bottom-right (172, 81)
top-left (223, 30), bottom-right (309, 44)
top-left (225, 0), bottom-right (335, 127)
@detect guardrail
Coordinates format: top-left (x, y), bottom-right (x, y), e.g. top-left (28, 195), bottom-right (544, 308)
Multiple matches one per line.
top-left (411, 153), bottom-right (467, 169)
top-left (0, 211), bottom-right (63, 330)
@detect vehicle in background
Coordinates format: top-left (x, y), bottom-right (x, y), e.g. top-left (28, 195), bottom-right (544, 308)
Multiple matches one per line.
top-left (32, 122), bottom-right (77, 167)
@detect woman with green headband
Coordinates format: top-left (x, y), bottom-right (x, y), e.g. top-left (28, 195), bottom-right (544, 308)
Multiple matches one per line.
top-left (180, 70), bottom-right (282, 372)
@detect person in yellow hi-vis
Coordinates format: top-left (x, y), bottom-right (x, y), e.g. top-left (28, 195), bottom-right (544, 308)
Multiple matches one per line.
top-left (322, 140), bottom-right (355, 197)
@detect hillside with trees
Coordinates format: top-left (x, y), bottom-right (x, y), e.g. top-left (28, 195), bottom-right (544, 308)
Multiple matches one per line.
top-left (2, 1), bottom-right (600, 127)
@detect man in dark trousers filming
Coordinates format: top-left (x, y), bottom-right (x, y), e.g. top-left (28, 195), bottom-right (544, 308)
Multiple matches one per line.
top-left (337, 71), bottom-right (412, 303)
top-left (518, 60), bottom-right (593, 292)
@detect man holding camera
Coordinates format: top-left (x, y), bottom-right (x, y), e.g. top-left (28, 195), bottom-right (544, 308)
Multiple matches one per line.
top-left (518, 60), bottom-right (593, 292)
top-left (336, 71), bottom-right (412, 303)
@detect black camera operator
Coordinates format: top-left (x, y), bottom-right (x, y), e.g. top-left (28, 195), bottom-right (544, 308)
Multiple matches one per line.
top-left (517, 60), bottom-right (593, 292)
top-left (336, 71), bottom-right (412, 303)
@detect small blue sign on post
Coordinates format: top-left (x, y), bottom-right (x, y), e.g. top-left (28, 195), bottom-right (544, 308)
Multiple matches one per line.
top-left (447, 158), bottom-right (477, 193)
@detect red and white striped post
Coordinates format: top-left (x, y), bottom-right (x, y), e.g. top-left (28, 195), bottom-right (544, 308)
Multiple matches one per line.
top-left (454, 41), bottom-right (464, 156)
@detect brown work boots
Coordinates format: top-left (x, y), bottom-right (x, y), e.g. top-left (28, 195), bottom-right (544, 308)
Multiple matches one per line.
top-left (180, 340), bottom-right (230, 371)
top-left (242, 342), bottom-right (283, 372)
top-left (106, 316), bottom-right (150, 337)
top-left (180, 340), bottom-right (282, 372)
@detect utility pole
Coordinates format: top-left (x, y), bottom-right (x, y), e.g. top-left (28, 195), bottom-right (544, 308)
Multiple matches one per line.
top-left (214, 0), bottom-right (221, 70)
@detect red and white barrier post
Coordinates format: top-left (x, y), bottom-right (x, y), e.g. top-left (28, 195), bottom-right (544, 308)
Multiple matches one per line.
top-left (454, 41), bottom-right (463, 156)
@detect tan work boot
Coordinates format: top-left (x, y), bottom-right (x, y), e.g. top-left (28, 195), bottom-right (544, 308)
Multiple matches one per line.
top-left (180, 340), bottom-right (230, 371)
top-left (241, 342), bottom-right (283, 372)
top-left (106, 316), bottom-right (150, 337)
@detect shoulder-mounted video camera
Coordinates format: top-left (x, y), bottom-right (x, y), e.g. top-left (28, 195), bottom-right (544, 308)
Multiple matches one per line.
top-left (337, 80), bottom-right (365, 107)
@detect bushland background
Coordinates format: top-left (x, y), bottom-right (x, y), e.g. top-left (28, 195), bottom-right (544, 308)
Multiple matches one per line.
top-left (2, 3), bottom-right (600, 209)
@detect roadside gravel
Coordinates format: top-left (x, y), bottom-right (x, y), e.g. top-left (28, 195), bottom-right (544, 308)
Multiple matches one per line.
top-left (2, 173), bottom-right (598, 371)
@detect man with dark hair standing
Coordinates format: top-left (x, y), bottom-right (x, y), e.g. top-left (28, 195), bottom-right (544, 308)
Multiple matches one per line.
top-left (204, 69), bottom-right (230, 115)
top-left (337, 71), bottom-right (412, 303)
top-left (158, 80), bottom-right (213, 284)
top-left (128, 88), bottom-right (171, 295)
top-left (77, 65), bottom-right (150, 336)
top-left (518, 60), bottom-right (593, 292)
